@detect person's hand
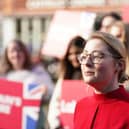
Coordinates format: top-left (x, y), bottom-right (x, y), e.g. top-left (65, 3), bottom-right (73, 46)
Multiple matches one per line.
top-left (39, 84), bottom-right (49, 103)
top-left (40, 84), bottom-right (48, 96)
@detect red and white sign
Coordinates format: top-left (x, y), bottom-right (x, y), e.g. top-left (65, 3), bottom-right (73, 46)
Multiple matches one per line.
top-left (122, 5), bottom-right (129, 22)
top-left (60, 80), bottom-right (94, 129)
top-left (42, 10), bottom-right (96, 59)
top-left (0, 79), bottom-right (43, 129)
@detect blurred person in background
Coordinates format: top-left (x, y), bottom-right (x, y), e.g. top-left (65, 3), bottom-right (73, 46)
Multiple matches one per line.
top-left (74, 31), bottom-right (129, 129)
top-left (93, 12), bottom-right (122, 33)
top-left (47, 35), bottom-right (86, 129)
top-left (43, 56), bottom-right (60, 83)
top-left (108, 21), bottom-right (129, 90)
top-left (108, 21), bottom-right (126, 43)
top-left (93, 13), bottom-right (104, 31)
top-left (0, 39), bottom-right (54, 129)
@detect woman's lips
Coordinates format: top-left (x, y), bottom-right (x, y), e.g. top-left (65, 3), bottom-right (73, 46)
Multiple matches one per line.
top-left (84, 71), bottom-right (94, 76)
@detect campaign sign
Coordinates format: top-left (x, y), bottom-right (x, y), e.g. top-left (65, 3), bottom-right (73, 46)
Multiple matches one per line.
top-left (42, 10), bottom-right (96, 59)
top-left (122, 5), bottom-right (129, 22)
top-left (0, 79), bottom-right (42, 129)
top-left (60, 80), bottom-right (94, 129)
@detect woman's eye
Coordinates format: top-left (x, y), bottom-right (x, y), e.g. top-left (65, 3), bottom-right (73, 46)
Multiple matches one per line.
top-left (93, 53), bottom-right (104, 58)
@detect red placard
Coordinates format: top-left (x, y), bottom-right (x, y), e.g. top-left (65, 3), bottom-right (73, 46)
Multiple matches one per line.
top-left (0, 79), bottom-right (22, 129)
top-left (60, 80), bottom-right (94, 129)
top-left (122, 5), bottom-right (129, 22)
top-left (0, 79), bottom-right (42, 129)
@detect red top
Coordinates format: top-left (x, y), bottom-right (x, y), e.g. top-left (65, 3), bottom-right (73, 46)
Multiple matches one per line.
top-left (74, 86), bottom-right (129, 129)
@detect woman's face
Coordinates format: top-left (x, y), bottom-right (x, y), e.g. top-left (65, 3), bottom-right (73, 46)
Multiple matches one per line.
top-left (109, 26), bottom-right (124, 43)
top-left (7, 42), bottom-right (26, 70)
top-left (81, 38), bottom-right (118, 91)
top-left (68, 45), bottom-right (82, 68)
top-left (100, 16), bottom-right (116, 33)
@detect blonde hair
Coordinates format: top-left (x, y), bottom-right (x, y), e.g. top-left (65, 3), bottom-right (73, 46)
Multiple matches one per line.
top-left (88, 31), bottom-right (128, 83)
top-left (108, 21), bottom-right (129, 82)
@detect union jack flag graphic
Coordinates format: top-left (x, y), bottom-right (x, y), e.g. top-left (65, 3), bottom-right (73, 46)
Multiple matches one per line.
top-left (22, 106), bottom-right (39, 129)
top-left (0, 79), bottom-right (43, 129)
top-left (22, 83), bottom-right (43, 129)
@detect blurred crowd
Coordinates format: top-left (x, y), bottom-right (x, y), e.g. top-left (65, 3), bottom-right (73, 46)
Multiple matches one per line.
top-left (1, 11), bottom-right (129, 129)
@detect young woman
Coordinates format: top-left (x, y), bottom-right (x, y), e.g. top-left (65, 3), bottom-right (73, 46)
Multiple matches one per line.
top-left (47, 35), bottom-right (86, 129)
top-left (74, 31), bottom-right (129, 129)
top-left (0, 39), bottom-right (54, 129)
top-left (100, 12), bottom-right (122, 33)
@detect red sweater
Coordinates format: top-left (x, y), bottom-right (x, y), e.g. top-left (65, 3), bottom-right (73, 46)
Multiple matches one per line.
top-left (74, 86), bottom-right (129, 129)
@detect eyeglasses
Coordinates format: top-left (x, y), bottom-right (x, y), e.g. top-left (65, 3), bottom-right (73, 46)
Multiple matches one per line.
top-left (78, 50), bottom-right (119, 64)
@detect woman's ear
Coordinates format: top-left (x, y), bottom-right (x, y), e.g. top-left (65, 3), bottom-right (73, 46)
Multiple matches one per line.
top-left (116, 59), bottom-right (125, 73)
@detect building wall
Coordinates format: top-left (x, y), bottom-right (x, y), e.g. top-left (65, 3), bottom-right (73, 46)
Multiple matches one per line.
top-left (0, 0), bottom-right (128, 54)
top-left (0, 16), bottom-right (52, 54)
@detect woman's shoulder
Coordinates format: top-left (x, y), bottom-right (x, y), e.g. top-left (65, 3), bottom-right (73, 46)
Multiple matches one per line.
top-left (6, 70), bottom-right (32, 82)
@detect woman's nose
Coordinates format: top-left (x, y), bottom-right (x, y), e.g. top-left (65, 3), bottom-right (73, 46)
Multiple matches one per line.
top-left (82, 56), bottom-right (93, 66)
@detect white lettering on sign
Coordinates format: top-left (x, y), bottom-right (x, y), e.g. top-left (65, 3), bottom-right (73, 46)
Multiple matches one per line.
top-left (60, 100), bottom-right (76, 114)
top-left (0, 94), bottom-right (22, 114)
top-left (0, 104), bottom-right (11, 114)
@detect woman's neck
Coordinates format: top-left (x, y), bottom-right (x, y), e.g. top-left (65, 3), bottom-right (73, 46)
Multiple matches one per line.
top-left (94, 84), bottom-right (119, 94)
top-left (93, 78), bottom-right (120, 94)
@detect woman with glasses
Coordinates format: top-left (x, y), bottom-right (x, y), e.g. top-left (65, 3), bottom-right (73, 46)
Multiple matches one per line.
top-left (74, 31), bottom-right (129, 129)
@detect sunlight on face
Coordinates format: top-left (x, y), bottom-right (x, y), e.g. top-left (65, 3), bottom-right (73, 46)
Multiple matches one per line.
top-left (81, 38), bottom-right (116, 90)
top-left (101, 16), bottom-right (116, 33)
top-left (109, 26), bottom-right (124, 43)
top-left (68, 45), bottom-right (81, 68)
